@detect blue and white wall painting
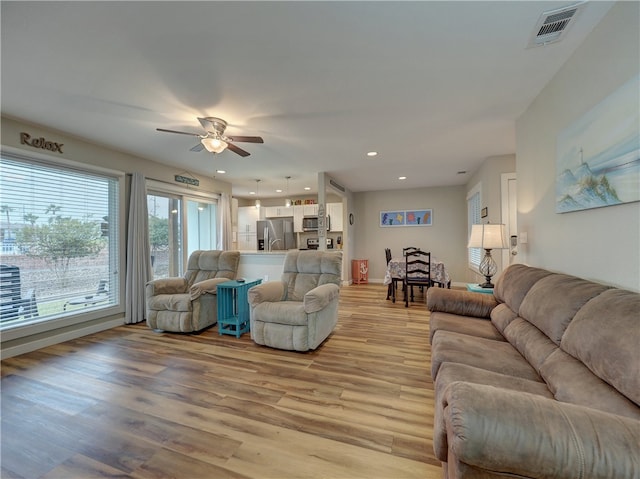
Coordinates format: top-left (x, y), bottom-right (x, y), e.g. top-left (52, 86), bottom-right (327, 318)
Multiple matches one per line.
top-left (556, 75), bottom-right (640, 213)
top-left (380, 209), bottom-right (432, 227)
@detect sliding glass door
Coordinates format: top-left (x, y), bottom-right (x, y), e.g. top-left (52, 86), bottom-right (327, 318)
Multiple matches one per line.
top-left (186, 200), bottom-right (217, 257)
top-left (147, 188), bottom-right (218, 279)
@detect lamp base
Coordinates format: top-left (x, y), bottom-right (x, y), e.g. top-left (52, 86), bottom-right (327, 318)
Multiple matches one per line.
top-left (478, 281), bottom-right (495, 289)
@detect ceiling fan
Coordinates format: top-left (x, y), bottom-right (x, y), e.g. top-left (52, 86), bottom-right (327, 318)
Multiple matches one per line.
top-left (156, 117), bottom-right (264, 157)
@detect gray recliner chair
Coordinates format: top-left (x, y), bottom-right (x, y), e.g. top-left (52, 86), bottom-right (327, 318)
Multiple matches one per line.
top-left (146, 250), bottom-right (240, 332)
top-left (248, 250), bottom-right (343, 351)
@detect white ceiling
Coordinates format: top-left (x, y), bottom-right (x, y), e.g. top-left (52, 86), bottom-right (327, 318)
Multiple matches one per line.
top-left (1, 1), bottom-right (614, 199)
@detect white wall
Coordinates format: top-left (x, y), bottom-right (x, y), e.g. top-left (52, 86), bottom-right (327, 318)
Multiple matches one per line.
top-left (1, 115), bottom-right (234, 357)
top-left (466, 154), bottom-right (516, 283)
top-left (353, 186), bottom-right (467, 284)
top-left (1, 116), bottom-right (233, 196)
top-left (516, 2), bottom-right (639, 291)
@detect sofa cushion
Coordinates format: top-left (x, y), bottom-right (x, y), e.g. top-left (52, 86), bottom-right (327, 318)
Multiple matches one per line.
top-left (519, 274), bottom-right (610, 345)
top-left (433, 362), bottom-right (552, 462)
top-left (184, 250), bottom-right (240, 285)
top-left (282, 250), bottom-right (342, 302)
top-left (252, 301), bottom-right (308, 326)
top-left (431, 330), bottom-right (541, 381)
top-left (561, 288), bottom-right (640, 407)
top-left (503, 317), bottom-right (558, 372)
top-left (490, 303), bottom-right (518, 335)
top-left (493, 264), bottom-right (552, 313)
top-left (442, 382), bottom-right (640, 479)
top-left (147, 293), bottom-right (192, 312)
top-left (427, 288), bottom-right (498, 318)
top-left (430, 312), bottom-right (505, 343)
top-left (540, 348), bottom-right (640, 420)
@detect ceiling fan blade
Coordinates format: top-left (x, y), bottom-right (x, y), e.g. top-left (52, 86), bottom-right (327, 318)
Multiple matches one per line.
top-left (157, 128), bottom-right (201, 137)
top-left (226, 142), bottom-right (251, 157)
top-left (227, 135), bottom-right (264, 144)
top-left (190, 143), bottom-right (205, 152)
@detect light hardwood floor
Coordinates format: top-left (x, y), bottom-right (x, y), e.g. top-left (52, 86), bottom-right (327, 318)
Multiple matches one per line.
top-left (1, 283), bottom-right (442, 479)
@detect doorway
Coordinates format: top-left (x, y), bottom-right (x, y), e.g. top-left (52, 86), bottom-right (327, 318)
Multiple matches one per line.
top-left (501, 173), bottom-right (517, 269)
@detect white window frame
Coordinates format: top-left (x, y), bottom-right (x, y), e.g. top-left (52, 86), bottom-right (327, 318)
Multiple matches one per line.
top-left (467, 182), bottom-right (482, 271)
top-left (0, 150), bottom-right (125, 340)
top-left (146, 179), bottom-right (219, 277)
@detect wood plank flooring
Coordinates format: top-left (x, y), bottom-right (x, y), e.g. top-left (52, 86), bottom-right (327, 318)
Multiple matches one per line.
top-left (1, 283), bottom-right (441, 479)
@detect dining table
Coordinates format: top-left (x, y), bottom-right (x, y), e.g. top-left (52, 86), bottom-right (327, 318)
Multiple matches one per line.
top-left (383, 256), bottom-right (451, 301)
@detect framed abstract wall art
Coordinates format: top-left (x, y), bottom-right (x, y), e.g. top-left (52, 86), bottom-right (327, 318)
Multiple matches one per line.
top-left (380, 211), bottom-right (405, 227)
top-left (556, 74), bottom-right (640, 213)
top-left (405, 209), bottom-right (432, 226)
top-left (380, 209), bottom-right (432, 227)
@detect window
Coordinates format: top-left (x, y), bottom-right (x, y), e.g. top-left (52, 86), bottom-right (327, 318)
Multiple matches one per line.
top-left (147, 182), bottom-right (218, 279)
top-left (148, 192), bottom-right (183, 278)
top-left (0, 154), bottom-right (120, 330)
top-left (467, 183), bottom-right (482, 270)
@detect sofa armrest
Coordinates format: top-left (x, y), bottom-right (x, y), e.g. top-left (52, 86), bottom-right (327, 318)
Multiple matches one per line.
top-left (442, 381), bottom-right (640, 478)
top-left (146, 277), bottom-right (188, 296)
top-left (189, 278), bottom-right (233, 300)
top-left (427, 288), bottom-right (497, 318)
top-left (247, 281), bottom-right (287, 307)
top-left (304, 283), bottom-right (340, 314)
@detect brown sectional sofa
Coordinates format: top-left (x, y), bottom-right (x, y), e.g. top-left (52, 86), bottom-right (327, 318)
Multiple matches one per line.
top-left (427, 263), bottom-right (639, 479)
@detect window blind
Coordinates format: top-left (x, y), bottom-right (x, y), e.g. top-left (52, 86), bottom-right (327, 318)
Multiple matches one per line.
top-left (0, 155), bottom-right (119, 329)
top-left (467, 188), bottom-right (482, 268)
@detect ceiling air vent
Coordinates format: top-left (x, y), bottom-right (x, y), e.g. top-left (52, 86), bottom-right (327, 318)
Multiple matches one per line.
top-left (329, 179), bottom-right (345, 192)
top-left (527, 2), bottom-right (586, 48)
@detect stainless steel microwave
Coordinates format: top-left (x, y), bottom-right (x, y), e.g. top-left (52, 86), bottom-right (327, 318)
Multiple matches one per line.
top-left (302, 215), bottom-right (330, 232)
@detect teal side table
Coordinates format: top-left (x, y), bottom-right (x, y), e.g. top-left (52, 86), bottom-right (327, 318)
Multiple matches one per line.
top-left (466, 283), bottom-right (495, 295)
top-left (217, 279), bottom-right (262, 337)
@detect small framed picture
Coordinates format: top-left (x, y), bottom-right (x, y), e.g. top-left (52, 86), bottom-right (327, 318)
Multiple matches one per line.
top-left (481, 207), bottom-right (488, 218)
top-left (380, 210), bottom-right (405, 227)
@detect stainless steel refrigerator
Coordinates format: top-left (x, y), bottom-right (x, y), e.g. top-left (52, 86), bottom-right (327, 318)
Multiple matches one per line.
top-left (257, 217), bottom-right (296, 251)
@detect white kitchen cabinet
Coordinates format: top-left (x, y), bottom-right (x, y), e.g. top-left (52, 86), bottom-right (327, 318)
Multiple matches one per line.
top-left (237, 206), bottom-right (260, 250)
top-left (302, 204), bottom-right (318, 216)
top-left (293, 205), bottom-right (304, 232)
top-left (264, 206), bottom-right (294, 218)
top-left (293, 204), bottom-right (320, 232)
top-left (328, 202), bottom-right (343, 232)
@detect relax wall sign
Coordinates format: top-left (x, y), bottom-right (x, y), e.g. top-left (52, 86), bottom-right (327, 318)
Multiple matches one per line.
top-left (20, 132), bottom-right (64, 153)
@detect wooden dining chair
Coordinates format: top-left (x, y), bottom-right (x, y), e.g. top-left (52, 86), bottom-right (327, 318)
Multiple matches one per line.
top-left (385, 248), bottom-right (400, 301)
top-left (404, 250), bottom-right (431, 307)
top-left (402, 246), bottom-right (420, 256)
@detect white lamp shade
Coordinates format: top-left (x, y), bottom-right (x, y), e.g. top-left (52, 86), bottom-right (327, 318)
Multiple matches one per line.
top-left (468, 224), bottom-right (508, 249)
top-left (201, 137), bottom-right (228, 153)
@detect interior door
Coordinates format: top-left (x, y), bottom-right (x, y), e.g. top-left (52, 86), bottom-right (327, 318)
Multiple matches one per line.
top-left (501, 173), bottom-right (517, 268)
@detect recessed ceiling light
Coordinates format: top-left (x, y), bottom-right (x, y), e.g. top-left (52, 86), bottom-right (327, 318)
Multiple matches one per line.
top-left (216, 169), bottom-right (226, 174)
top-left (367, 151), bottom-right (378, 157)
top-left (398, 176), bottom-right (407, 180)
top-left (249, 191), bottom-right (256, 195)
top-left (304, 186), bottom-right (311, 191)
top-left (276, 189), bottom-right (282, 193)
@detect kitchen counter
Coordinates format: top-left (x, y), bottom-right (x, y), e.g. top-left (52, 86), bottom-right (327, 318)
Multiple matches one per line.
top-left (237, 251), bottom-right (288, 282)
top-left (238, 250), bottom-right (290, 255)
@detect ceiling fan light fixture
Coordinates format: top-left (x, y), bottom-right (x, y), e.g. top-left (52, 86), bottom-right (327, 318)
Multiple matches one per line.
top-left (201, 137), bottom-right (228, 153)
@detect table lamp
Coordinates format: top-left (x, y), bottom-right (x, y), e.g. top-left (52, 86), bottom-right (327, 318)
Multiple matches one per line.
top-left (468, 223), bottom-right (507, 288)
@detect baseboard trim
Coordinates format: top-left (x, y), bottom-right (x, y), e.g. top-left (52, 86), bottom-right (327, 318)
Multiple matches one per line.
top-left (1, 317), bottom-right (124, 360)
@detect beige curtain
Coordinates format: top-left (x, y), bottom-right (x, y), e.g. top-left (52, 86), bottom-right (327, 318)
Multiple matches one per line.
top-left (125, 172), bottom-right (152, 324)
